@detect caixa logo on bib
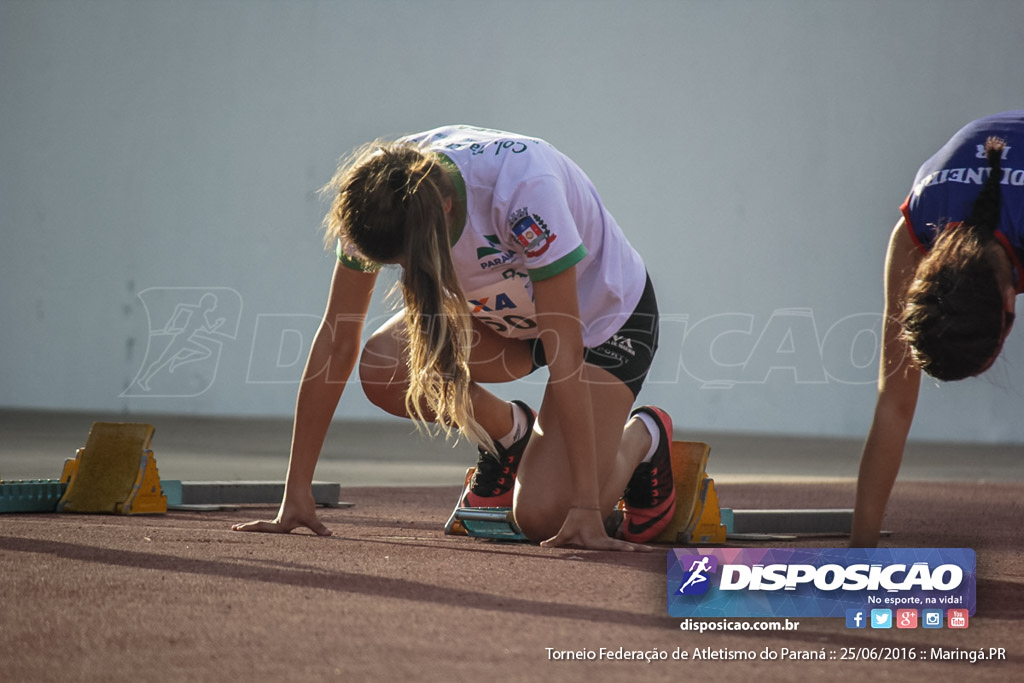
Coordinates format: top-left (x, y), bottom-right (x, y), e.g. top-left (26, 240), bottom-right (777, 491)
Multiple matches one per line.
top-left (667, 548), bottom-right (976, 618)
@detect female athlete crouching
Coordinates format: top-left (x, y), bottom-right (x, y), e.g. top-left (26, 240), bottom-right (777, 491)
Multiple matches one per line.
top-left (234, 126), bottom-right (677, 550)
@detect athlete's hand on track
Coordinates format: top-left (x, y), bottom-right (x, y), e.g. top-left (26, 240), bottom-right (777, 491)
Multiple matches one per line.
top-left (540, 507), bottom-right (651, 552)
top-left (231, 494), bottom-right (332, 536)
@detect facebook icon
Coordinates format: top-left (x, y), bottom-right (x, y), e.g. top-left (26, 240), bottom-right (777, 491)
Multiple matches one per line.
top-left (846, 609), bottom-right (866, 629)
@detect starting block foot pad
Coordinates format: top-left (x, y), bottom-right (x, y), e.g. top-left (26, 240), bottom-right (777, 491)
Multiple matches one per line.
top-left (653, 441), bottom-right (727, 545)
top-left (443, 467), bottom-right (475, 536)
top-left (57, 422), bottom-right (167, 515)
top-left (676, 475), bottom-right (728, 544)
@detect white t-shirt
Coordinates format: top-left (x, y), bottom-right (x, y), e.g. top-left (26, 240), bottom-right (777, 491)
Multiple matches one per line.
top-left (340, 125), bottom-right (647, 347)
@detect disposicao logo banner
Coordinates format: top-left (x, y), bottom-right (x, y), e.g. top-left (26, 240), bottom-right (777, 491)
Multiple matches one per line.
top-left (667, 548), bottom-right (976, 618)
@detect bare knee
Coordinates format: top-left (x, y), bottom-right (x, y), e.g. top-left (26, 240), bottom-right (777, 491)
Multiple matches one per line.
top-left (514, 508), bottom-right (562, 544)
top-left (513, 489), bottom-right (565, 543)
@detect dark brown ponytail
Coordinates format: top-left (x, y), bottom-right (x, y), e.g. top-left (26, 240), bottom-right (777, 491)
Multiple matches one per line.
top-left (966, 136), bottom-right (1005, 237)
top-left (900, 137), bottom-right (1008, 380)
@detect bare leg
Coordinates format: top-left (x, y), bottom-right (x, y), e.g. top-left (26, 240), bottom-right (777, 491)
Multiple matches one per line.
top-left (512, 364), bottom-right (650, 542)
top-left (360, 312), bottom-right (659, 543)
top-left (358, 311), bottom-right (535, 440)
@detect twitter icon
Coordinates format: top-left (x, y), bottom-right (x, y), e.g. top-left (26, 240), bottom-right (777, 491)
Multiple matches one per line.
top-left (870, 609), bottom-right (892, 629)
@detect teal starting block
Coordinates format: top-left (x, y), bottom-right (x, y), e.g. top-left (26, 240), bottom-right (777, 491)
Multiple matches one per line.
top-left (447, 507), bottom-right (528, 541)
top-left (0, 480), bottom-right (69, 513)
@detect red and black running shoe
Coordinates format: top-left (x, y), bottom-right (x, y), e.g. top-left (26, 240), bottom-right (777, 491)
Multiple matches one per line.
top-left (464, 400), bottom-right (536, 508)
top-left (620, 406), bottom-right (676, 543)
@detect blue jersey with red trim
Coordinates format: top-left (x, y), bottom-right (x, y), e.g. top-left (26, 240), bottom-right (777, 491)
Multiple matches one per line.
top-left (901, 110), bottom-right (1024, 291)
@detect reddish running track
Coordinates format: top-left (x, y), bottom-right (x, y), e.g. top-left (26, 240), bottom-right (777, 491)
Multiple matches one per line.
top-left (1, 481), bottom-right (1022, 682)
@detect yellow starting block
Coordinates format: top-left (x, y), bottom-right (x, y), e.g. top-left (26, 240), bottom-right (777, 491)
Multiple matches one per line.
top-left (57, 422), bottom-right (167, 515)
top-left (680, 476), bottom-right (728, 544)
top-left (653, 441), bottom-right (727, 545)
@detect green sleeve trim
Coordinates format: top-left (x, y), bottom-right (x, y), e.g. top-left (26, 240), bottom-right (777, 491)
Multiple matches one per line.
top-left (337, 240), bottom-right (381, 272)
top-left (527, 244), bottom-right (588, 281)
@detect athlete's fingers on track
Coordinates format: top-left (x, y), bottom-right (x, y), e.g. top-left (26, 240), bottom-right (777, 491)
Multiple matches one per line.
top-left (230, 520), bottom-right (293, 533)
top-left (230, 519), bottom-right (333, 536)
top-left (305, 520), bottom-right (333, 537)
top-left (611, 539), bottom-right (652, 553)
top-left (540, 531), bottom-right (651, 553)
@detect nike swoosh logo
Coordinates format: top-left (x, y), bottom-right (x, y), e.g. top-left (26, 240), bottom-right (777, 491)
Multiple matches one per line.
top-left (626, 503), bottom-right (676, 536)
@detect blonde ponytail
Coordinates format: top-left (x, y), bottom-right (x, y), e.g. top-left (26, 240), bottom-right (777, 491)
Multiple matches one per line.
top-left (322, 141), bottom-right (491, 449)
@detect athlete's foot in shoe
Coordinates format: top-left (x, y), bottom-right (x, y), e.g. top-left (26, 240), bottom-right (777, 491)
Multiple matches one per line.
top-left (465, 400), bottom-right (536, 508)
top-left (620, 406), bottom-right (677, 544)
top-left (463, 451), bottom-right (516, 508)
top-left (539, 508), bottom-right (652, 552)
top-left (231, 495), bottom-right (332, 536)
top-left (464, 484), bottom-right (513, 509)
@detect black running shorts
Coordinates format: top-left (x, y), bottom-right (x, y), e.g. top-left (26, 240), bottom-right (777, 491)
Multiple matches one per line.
top-left (528, 273), bottom-right (659, 398)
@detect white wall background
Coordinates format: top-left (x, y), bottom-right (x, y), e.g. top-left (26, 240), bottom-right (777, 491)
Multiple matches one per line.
top-left (3, 0), bottom-right (1024, 443)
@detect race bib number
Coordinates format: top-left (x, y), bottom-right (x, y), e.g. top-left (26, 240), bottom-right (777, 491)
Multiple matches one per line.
top-left (465, 278), bottom-right (537, 338)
